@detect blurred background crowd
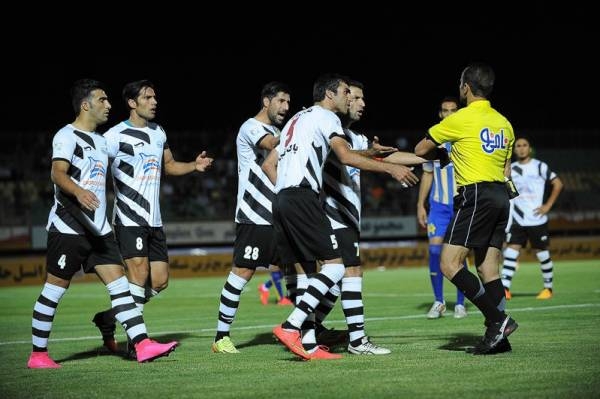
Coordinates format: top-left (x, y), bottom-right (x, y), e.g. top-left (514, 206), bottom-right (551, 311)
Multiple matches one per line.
top-left (1, 127), bottom-right (597, 236)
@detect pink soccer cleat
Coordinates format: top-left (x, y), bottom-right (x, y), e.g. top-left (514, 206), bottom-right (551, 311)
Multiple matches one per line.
top-left (259, 284), bottom-right (270, 305)
top-left (272, 325), bottom-right (310, 360)
top-left (27, 352), bottom-right (61, 369)
top-left (277, 297), bottom-right (293, 306)
top-left (135, 338), bottom-right (178, 363)
top-left (308, 346), bottom-right (342, 360)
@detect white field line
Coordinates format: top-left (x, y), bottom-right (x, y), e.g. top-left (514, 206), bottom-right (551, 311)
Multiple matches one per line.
top-left (2, 302), bottom-right (598, 346)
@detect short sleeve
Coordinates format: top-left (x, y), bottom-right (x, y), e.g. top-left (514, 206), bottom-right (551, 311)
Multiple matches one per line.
top-left (52, 130), bottom-right (76, 162)
top-left (103, 129), bottom-right (119, 158)
top-left (247, 125), bottom-right (271, 147)
top-left (428, 113), bottom-right (463, 145)
top-left (158, 124), bottom-right (169, 150)
top-left (422, 161), bottom-right (434, 172)
top-left (322, 113), bottom-right (345, 144)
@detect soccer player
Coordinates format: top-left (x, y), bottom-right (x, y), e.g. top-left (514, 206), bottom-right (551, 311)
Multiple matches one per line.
top-left (267, 74), bottom-right (418, 360)
top-left (416, 97), bottom-right (468, 319)
top-left (211, 82), bottom-right (291, 353)
top-left (92, 80), bottom-right (212, 355)
top-left (415, 63), bottom-right (519, 354)
top-left (258, 267), bottom-right (293, 305)
top-left (321, 80), bottom-right (400, 354)
top-left (28, 79), bottom-right (177, 369)
top-left (501, 137), bottom-right (563, 299)
top-left (309, 82), bottom-right (427, 351)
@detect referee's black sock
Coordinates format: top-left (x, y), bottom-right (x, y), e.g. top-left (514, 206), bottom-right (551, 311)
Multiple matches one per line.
top-left (482, 279), bottom-right (508, 327)
top-left (484, 279), bottom-right (507, 314)
top-left (451, 268), bottom-right (504, 322)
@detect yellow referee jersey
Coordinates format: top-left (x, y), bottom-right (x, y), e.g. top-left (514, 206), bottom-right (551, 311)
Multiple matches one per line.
top-left (427, 100), bottom-right (514, 186)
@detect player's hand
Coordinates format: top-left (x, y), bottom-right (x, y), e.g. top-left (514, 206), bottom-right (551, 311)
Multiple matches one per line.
top-left (195, 151), bottom-right (214, 172)
top-left (371, 136), bottom-right (398, 157)
top-left (389, 165), bottom-right (419, 187)
top-left (417, 205), bottom-right (428, 229)
top-left (76, 189), bottom-right (100, 211)
top-left (534, 204), bottom-right (550, 216)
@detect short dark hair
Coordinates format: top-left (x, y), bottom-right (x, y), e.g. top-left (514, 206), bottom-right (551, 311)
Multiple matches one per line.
top-left (70, 79), bottom-right (106, 115)
top-left (312, 73), bottom-right (349, 102)
top-left (260, 81), bottom-right (290, 108)
top-left (461, 62), bottom-right (495, 98)
top-left (347, 79), bottom-right (364, 90)
top-left (122, 80), bottom-right (155, 109)
top-left (440, 96), bottom-right (459, 109)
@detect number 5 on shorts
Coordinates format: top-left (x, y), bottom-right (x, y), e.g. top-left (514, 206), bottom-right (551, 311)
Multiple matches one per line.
top-left (330, 235), bottom-right (338, 250)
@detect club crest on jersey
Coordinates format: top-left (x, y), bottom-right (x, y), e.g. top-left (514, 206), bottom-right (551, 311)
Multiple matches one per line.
top-left (139, 153), bottom-right (160, 174)
top-left (480, 128), bottom-right (508, 154)
top-left (89, 157), bottom-right (106, 178)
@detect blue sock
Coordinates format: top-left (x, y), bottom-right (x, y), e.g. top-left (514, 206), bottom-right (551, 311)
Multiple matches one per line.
top-left (270, 271), bottom-right (284, 299)
top-left (429, 244), bottom-right (444, 302)
top-left (264, 278), bottom-right (273, 289)
top-left (456, 260), bottom-right (467, 306)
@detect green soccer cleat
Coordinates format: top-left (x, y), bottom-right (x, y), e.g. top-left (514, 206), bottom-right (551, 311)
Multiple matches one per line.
top-left (212, 336), bottom-right (240, 353)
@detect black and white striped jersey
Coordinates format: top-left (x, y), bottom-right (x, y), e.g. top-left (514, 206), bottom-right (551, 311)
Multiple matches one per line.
top-left (274, 105), bottom-right (345, 195)
top-left (46, 124), bottom-right (112, 236)
top-left (323, 129), bottom-right (368, 232)
top-left (104, 121), bottom-right (167, 227)
top-left (235, 118), bottom-right (279, 225)
top-left (509, 158), bottom-right (557, 226)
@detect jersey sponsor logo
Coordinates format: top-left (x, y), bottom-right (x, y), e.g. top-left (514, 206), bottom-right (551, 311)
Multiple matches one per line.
top-left (480, 128), bottom-right (508, 154)
top-left (89, 157), bottom-right (106, 178)
top-left (139, 153), bottom-right (161, 175)
top-left (279, 143), bottom-right (299, 160)
top-left (283, 116), bottom-right (300, 147)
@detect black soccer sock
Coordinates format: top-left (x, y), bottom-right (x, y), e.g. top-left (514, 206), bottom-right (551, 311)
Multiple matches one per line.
top-left (451, 268), bottom-right (504, 323)
top-left (484, 279), bottom-right (507, 314)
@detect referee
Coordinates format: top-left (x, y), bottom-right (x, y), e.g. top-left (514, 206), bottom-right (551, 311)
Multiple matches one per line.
top-left (415, 62), bottom-right (518, 355)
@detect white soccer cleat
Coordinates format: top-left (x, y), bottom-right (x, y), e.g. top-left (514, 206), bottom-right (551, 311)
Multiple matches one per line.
top-left (348, 337), bottom-right (391, 355)
top-left (427, 301), bottom-right (446, 319)
top-left (454, 304), bottom-right (468, 319)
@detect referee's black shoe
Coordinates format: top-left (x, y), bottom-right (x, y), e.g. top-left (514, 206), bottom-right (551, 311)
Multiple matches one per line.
top-left (470, 315), bottom-right (518, 355)
top-left (467, 337), bottom-right (512, 354)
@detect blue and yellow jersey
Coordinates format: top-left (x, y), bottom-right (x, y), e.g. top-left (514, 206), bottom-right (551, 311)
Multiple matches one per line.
top-left (427, 100), bottom-right (514, 186)
top-left (423, 142), bottom-right (456, 205)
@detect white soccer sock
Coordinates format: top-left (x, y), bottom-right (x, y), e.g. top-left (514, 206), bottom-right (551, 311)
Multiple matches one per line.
top-left (287, 264), bottom-right (344, 329)
top-left (31, 283), bottom-right (67, 350)
top-left (536, 250), bottom-right (554, 289)
top-left (107, 276), bottom-right (147, 341)
top-left (501, 247), bottom-right (520, 289)
top-left (129, 283), bottom-right (146, 312)
top-left (216, 272), bottom-right (248, 335)
top-left (341, 277), bottom-right (365, 345)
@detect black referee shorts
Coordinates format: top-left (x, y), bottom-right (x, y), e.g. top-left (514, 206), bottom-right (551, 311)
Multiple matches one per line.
top-left (445, 181), bottom-right (509, 249)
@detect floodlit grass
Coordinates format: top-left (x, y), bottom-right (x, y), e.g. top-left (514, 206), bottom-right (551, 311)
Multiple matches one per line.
top-left (1, 260), bottom-right (599, 398)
